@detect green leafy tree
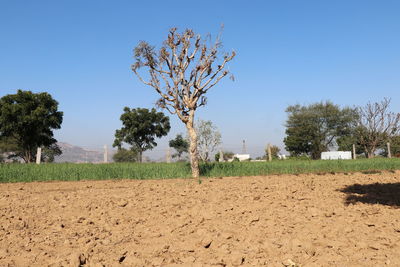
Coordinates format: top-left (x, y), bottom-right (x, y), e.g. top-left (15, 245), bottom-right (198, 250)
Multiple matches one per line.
top-left (284, 102), bottom-right (357, 159)
top-left (112, 148), bottom-right (138, 162)
top-left (132, 28), bottom-right (235, 178)
top-left (169, 134), bottom-right (189, 161)
top-left (0, 90), bottom-right (63, 163)
top-left (113, 107), bottom-right (170, 162)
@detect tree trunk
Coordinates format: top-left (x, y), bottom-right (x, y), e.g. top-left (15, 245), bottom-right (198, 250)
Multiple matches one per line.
top-left (138, 150), bottom-right (143, 163)
top-left (186, 116), bottom-right (200, 178)
top-left (24, 149), bottom-right (32, 163)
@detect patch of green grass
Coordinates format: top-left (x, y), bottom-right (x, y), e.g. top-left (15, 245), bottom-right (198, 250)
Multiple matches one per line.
top-left (0, 158), bottom-right (399, 183)
top-left (200, 158), bottom-right (400, 177)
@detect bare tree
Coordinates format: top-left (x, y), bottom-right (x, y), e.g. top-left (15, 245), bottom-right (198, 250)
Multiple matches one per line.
top-left (132, 28), bottom-right (235, 177)
top-left (196, 120), bottom-right (222, 162)
top-left (357, 98), bottom-right (400, 158)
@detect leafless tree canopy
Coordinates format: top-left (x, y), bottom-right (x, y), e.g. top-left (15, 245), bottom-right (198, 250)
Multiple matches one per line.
top-left (131, 28), bottom-right (235, 177)
top-left (196, 120), bottom-right (222, 162)
top-left (357, 98), bottom-right (400, 157)
top-left (131, 28), bottom-right (235, 123)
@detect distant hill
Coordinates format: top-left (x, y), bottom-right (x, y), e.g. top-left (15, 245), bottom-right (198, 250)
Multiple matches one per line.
top-left (55, 142), bottom-right (114, 163)
top-left (1, 142), bottom-right (158, 163)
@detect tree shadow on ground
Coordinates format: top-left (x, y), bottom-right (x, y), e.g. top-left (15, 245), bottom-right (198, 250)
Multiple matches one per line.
top-left (340, 182), bottom-right (400, 207)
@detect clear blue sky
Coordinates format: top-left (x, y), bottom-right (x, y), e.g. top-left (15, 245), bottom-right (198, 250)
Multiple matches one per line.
top-left (1, 0), bottom-right (399, 159)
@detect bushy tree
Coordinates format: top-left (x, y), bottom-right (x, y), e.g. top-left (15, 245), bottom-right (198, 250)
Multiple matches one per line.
top-left (113, 148), bottom-right (138, 162)
top-left (0, 90), bottom-right (63, 162)
top-left (196, 120), bottom-right (222, 162)
top-left (284, 102), bottom-right (357, 159)
top-left (132, 28), bottom-right (235, 177)
top-left (113, 107), bottom-right (170, 162)
top-left (169, 134), bottom-right (189, 160)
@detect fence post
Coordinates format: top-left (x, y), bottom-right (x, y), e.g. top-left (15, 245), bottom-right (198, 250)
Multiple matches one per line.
top-left (267, 143), bottom-right (272, 162)
top-left (387, 142), bottom-right (392, 158)
top-left (36, 147), bottom-right (42, 164)
top-left (352, 144), bottom-right (356, 160)
top-left (103, 145), bottom-right (108, 163)
top-left (166, 148), bottom-right (171, 163)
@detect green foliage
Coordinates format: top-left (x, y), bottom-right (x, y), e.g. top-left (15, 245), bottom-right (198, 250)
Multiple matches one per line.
top-left (0, 136), bottom-right (19, 153)
top-left (1, 159), bottom-right (399, 183)
top-left (112, 148), bottom-right (138, 162)
top-left (284, 101), bottom-right (358, 159)
top-left (169, 134), bottom-right (189, 160)
top-left (336, 128), bottom-right (366, 156)
top-left (113, 107), bottom-right (170, 162)
top-left (41, 143), bottom-right (62, 163)
top-left (0, 90), bottom-right (63, 162)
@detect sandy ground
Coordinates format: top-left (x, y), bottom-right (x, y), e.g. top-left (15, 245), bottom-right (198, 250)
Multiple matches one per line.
top-left (1, 171), bottom-right (400, 267)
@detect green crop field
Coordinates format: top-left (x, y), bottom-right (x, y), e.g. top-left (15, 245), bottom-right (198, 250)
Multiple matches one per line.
top-left (1, 158), bottom-right (400, 183)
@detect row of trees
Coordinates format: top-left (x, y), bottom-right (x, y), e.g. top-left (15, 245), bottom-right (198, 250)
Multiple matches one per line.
top-left (3, 28), bottom-right (398, 180)
top-left (111, 107), bottom-right (222, 163)
top-left (284, 99), bottom-right (400, 159)
top-left (1, 28), bottom-right (234, 178)
top-left (3, 90), bottom-right (396, 165)
top-left (0, 90), bottom-right (223, 165)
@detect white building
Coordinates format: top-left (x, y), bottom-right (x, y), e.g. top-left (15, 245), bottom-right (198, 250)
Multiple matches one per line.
top-left (230, 154), bottom-right (250, 161)
top-left (321, 151), bottom-right (352, 160)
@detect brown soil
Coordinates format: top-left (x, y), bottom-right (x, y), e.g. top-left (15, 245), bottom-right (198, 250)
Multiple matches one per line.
top-left (1, 171), bottom-right (400, 266)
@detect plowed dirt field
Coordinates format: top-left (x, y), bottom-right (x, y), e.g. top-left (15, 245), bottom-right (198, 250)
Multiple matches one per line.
top-left (1, 171), bottom-right (400, 266)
